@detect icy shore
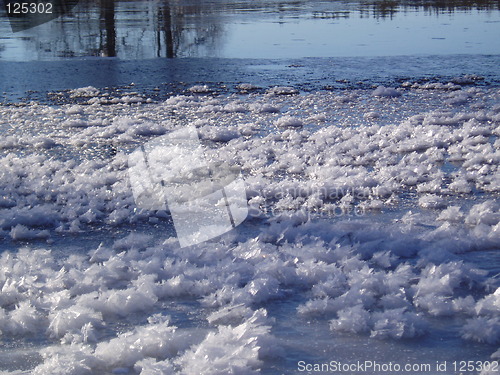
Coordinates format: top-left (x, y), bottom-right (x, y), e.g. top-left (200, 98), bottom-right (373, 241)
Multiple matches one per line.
top-left (0, 80), bottom-right (499, 374)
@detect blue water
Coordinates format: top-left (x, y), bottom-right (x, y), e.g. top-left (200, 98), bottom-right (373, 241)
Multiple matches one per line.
top-left (0, 1), bottom-right (499, 374)
top-left (1, 0), bottom-right (499, 60)
top-left (1, 54), bottom-right (500, 104)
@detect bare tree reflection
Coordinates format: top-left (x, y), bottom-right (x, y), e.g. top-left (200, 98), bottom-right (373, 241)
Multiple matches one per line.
top-left (1, 0), bottom-right (499, 59)
top-left (100, 0), bottom-right (116, 57)
top-left (366, 0), bottom-right (500, 17)
top-left (160, 1), bottom-right (175, 58)
top-left (156, 0), bottom-right (224, 58)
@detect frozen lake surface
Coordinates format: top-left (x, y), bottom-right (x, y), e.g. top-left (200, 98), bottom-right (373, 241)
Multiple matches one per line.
top-left (0, 76), bottom-right (499, 375)
top-left (0, 1), bottom-right (499, 374)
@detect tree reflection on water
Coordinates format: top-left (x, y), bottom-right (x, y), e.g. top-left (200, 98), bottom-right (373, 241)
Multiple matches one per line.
top-left (100, 0), bottom-right (116, 57)
top-left (80, 0), bottom-right (226, 58)
top-left (0, 0), bottom-right (499, 59)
